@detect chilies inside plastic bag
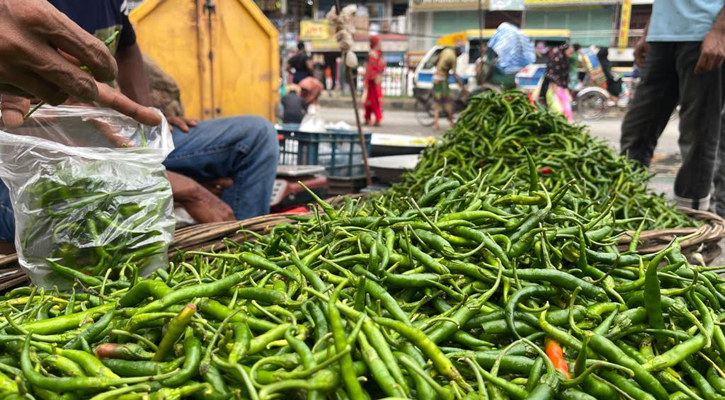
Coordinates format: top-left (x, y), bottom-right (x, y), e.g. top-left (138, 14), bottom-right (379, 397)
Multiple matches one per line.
top-left (0, 106), bottom-right (175, 289)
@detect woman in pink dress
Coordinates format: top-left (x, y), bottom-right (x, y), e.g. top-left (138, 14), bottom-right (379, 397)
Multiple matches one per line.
top-left (363, 36), bottom-right (385, 126)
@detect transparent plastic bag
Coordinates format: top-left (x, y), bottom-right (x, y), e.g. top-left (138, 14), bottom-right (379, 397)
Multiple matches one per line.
top-left (0, 106), bottom-right (175, 288)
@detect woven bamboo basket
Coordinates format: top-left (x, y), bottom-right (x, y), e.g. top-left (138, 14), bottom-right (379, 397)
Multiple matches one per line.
top-left (616, 207), bottom-right (725, 264)
top-left (0, 206), bottom-right (723, 292)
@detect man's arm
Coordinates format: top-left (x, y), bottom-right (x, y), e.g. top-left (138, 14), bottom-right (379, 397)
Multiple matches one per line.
top-left (168, 171), bottom-right (235, 222)
top-left (116, 43), bottom-right (152, 106)
top-left (114, 41), bottom-right (234, 222)
top-left (306, 57), bottom-right (315, 75)
top-left (696, 6), bottom-right (725, 74)
top-left (634, 21), bottom-right (649, 68)
top-left (0, 0), bottom-right (117, 104)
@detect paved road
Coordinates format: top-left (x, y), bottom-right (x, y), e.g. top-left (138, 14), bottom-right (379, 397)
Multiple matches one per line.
top-left (319, 107), bottom-right (682, 157)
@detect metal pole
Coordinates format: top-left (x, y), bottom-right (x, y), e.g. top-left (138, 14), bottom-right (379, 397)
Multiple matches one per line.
top-left (333, 0), bottom-right (373, 187)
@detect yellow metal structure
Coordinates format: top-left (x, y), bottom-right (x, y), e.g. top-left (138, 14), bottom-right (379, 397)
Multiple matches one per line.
top-left (130, 0), bottom-right (279, 121)
top-left (437, 29), bottom-right (571, 46)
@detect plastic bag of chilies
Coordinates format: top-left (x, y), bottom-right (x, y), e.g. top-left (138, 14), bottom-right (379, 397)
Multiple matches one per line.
top-left (0, 106), bottom-right (175, 288)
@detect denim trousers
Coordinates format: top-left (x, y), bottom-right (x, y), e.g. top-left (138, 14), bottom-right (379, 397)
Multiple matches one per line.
top-left (620, 42), bottom-right (725, 210)
top-left (0, 115), bottom-right (279, 241)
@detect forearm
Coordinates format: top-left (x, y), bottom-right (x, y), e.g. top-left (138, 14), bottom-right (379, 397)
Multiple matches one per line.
top-left (115, 43), bottom-right (152, 106)
top-left (712, 6), bottom-right (725, 33)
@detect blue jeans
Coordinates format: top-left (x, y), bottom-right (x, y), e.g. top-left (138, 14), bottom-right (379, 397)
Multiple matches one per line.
top-left (0, 115), bottom-right (279, 241)
top-left (163, 116), bottom-right (279, 220)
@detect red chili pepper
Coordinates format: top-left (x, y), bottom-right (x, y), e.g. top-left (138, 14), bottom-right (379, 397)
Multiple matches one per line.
top-left (545, 337), bottom-right (571, 378)
top-left (539, 167), bottom-right (552, 174)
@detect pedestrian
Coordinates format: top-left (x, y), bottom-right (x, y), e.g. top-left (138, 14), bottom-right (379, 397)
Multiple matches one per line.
top-left (544, 44), bottom-right (575, 122)
top-left (281, 84), bottom-right (305, 124)
top-left (597, 47), bottom-right (622, 98)
top-left (363, 36), bottom-right (385, 126)
top-left (432, 45), bottom-right (465, 131)
top-left (299, 77), bottom-right (324, 107)
top-left (568, 43), bottom-right (581, 91)
top-left (286, 42), bottom-right (314, 84)
top-left (620, 1), bottom-right (725, 212)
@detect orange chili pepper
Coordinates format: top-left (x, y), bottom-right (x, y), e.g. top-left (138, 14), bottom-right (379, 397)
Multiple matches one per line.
top-left (545, 337), bottom-right (571, 379)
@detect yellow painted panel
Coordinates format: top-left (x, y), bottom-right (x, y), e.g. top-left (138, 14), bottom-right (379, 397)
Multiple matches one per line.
top-left (215, 0), bottom-right (279, 120)
top-left (131, 0), bottom-right (205, 119)
top-left (131, 0), bottom-right (279, 121)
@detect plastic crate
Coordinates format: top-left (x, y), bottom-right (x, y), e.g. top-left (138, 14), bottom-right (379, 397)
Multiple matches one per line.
top-left (277, 124), bottom-right (372, 177)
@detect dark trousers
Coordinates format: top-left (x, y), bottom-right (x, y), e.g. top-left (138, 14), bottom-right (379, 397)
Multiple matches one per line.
top-left (621, 42), bottom-right (724, 210)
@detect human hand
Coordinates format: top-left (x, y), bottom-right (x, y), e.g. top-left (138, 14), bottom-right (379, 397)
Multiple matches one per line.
top-left (634, 40), bottom-right (649, 68)
top-left (0, 0), bottom-right (117, 104)
top-left (1, 81), bottom-right (162, 128)
top-left (202, 177), bottom-right (234, 197)
top-left (695, 28), bottom-right (725, 74)
top-left (167, 116), bottom-right (198, 133)
top-left (169, 172), bottom-right (236, 223)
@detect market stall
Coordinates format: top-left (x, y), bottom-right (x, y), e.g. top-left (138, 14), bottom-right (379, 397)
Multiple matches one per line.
top-left (1, 92), bottom-right (725, 400)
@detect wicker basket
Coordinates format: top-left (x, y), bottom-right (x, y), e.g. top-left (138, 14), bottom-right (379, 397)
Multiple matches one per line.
top-left (1, 207), bottom-right (724, 292)
top-left (616, 207), bottom-right (725, 264)
top-left (0, 214), bottom-right (302, 292)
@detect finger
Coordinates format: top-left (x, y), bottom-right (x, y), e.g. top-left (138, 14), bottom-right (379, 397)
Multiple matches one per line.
top-left (88, 118), bottom-right (134, 148)
top-left (1, 69), bottom-right (68, 105)
top-left (186, 118), bottom-right (198, 127)
top-left (22, 47), bottom-right (99, 103)
top-left (695, 53), bottom-right (712, 74)
top-left (168, 117), bottom-right (189, 132)
top-left (96, 84), bottom-right (162, 126)
top-left (0, 96), bottom-right (31, 128)
top-left (217, 177), bottom-right (234, 188)
top-left (715, 55), bottom-right (725, 70)
top-left (0, 84), bottom-right (34, 99)
top-left (57, 49), bottom-right (82, 67)
top-left (43, 6), bottom-right (117, 81)
top-left (175, 118), bottom-right (190, 132)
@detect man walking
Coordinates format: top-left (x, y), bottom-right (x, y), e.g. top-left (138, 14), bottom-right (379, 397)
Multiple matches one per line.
top-left (286, 42), bottom-right (314, 84)
top-left (620, 1), bottom-right (725, 211)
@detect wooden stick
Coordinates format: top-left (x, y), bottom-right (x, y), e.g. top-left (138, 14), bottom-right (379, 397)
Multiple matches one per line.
top-left (333, 0), bottom-right (373, 188)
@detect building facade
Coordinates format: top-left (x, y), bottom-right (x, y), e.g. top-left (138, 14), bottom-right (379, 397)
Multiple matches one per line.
top-left (409, 0), bottom-right (653, 52)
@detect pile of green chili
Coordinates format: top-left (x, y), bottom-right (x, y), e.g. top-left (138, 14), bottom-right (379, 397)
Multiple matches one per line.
top-left (394, 91), bottom-right (696, 231)
top-left (0, 157), bottom-right (721, 400)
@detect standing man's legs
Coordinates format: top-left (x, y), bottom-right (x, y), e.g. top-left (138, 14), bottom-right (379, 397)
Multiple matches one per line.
top-left (620, 43), bottom-right (680, 166)
top-left (713, 106), bottom-right (725, 216)
top-left (163, 116), bottom-right (279, 220)
top-left (673, 42), bottom-right (723, 209)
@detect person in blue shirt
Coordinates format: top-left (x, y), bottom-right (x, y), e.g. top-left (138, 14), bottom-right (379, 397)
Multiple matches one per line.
top-left (0, 0), bottom-right (279, 245)
top-left (620, 1), bottom-right (725, 213)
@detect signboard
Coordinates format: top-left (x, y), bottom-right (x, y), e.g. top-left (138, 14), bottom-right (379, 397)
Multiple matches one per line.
top-left (489, 0), bottom-right (524, 10)
top-left (618, 0), bottom-right (632, 50)
top-left (300, 20), bottom-right (331, 40)
top-left (524, 0), bottom-right (618, 5)
top-left (410, 0), bottom-right (481, 12)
